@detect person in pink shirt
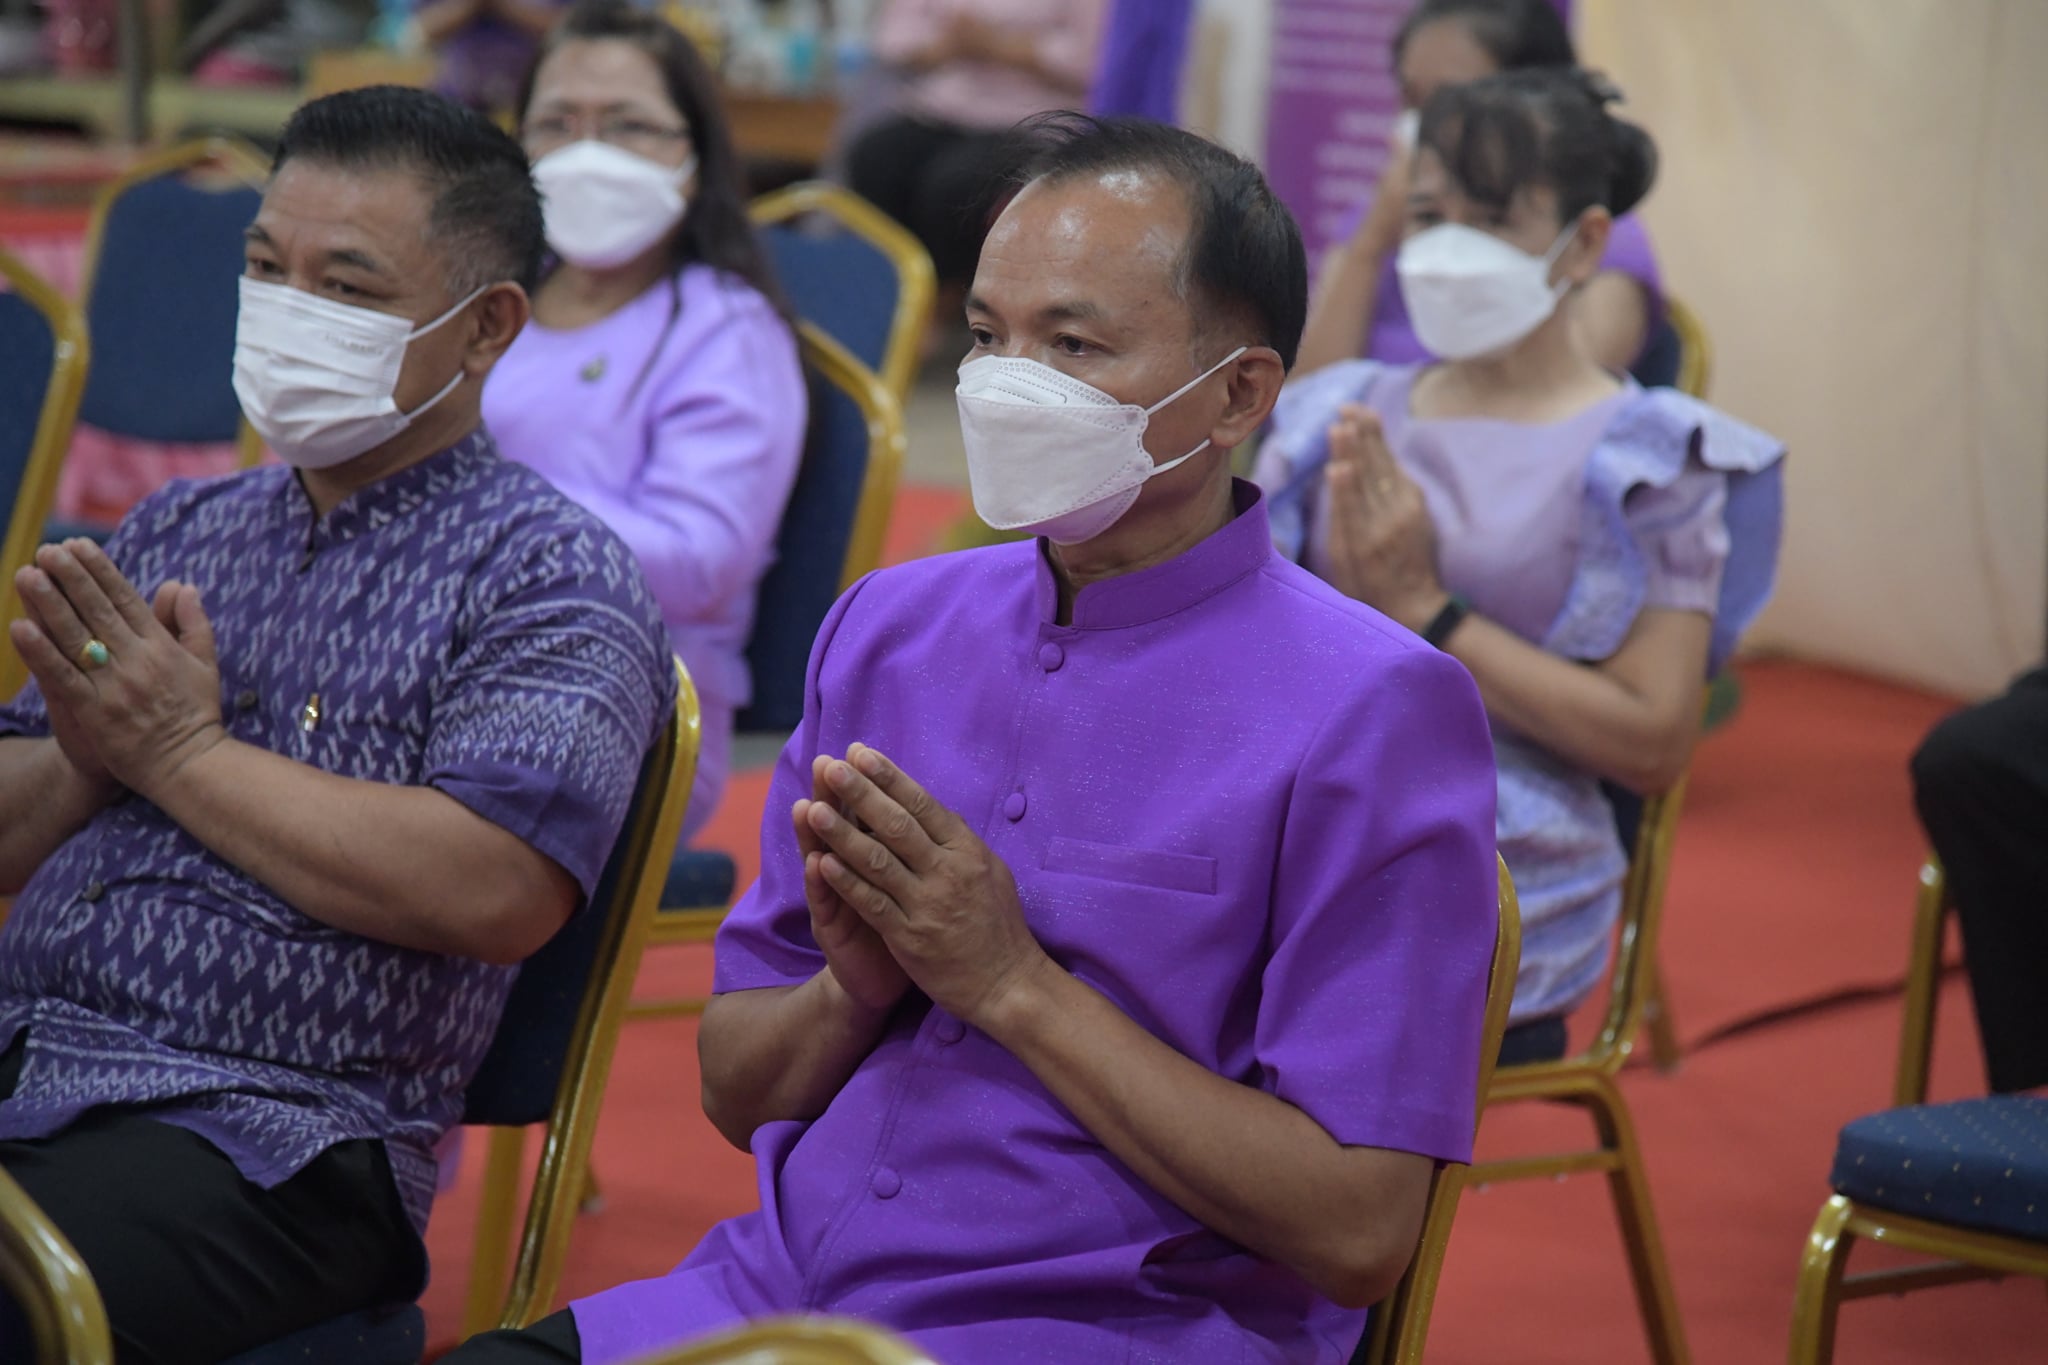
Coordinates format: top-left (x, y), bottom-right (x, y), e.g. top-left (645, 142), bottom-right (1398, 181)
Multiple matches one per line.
top-left (483, 0), bottom-right (806, 845)
top-left (846, 0), bottom-right (1110, 293)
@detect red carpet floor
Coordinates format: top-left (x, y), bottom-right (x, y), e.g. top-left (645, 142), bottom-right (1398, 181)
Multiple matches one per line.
top-left (419, 487), bottom-right (2048, 1361)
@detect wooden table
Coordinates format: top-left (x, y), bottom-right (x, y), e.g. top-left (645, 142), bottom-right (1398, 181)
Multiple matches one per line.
top-left (722, 90), bottom-right (841, 168)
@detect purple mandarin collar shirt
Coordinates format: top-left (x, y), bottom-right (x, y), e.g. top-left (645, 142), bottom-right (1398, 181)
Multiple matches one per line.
top-left (570, 481), bottom-right (1499, 1364)
top-left (0, 433), bottom-right (674, 1233)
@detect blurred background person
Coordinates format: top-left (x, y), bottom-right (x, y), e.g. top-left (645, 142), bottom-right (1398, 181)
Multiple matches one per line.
top-left (1294, 0), bottom-right (1659, 378)
top-left (484, 0), bottom-right (805, 849)
top-left (414, 0), bottom-right (567, 113)
top-left (844, 0), bottom-right (1109, 320)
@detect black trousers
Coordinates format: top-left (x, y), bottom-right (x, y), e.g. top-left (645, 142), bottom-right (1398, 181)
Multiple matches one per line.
top-left (0, 1041), bottom-right (426, 1365)
top-left (446, 1308), bottom-right (584, 1362)
top-left (1911, 664), bottom-right (2048, 1093)
top-left (844, 114), bottom-right (1025, 286)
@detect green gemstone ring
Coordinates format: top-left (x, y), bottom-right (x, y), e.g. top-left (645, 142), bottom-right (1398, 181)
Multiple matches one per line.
top-left (77, 639), bottom-right (111, 670)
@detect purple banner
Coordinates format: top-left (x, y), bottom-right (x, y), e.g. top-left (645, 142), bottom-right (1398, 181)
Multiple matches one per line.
top-left (1263, 0), bottom-right (1573, 264)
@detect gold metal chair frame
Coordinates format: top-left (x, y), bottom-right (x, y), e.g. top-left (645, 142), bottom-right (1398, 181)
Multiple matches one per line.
top-left (1466, 775), bottom-right (1695, 1365)
top-left (624, 324), bottom-right (905, 1023)
top-left (622, 1314), bottom-right (938, 1365)
top-left (1359, 855), bottom-right (1522, 1365)
top-left (78, 136), bottom-right (272, 473)
top-left (1891, 857), bottom-right (1948, 1108)
top-left (1665, 295), bottom-right (1713, 402)
top-left (1789, 1193), bottom-right (2048, 1362)
top-left (0, 1167), bottom-right (111, 1365)
top-left (1782, 857), bottom-right (2048, 1362)
top-left (0, 248), bottom-right (90, 704)
top-left (463, 661), bottom-right (704, 1336)
top-left (748, 181), bottom-right (938, 407)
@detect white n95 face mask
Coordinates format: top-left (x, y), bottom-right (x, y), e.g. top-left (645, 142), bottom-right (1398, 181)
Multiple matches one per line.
top-left (232, 276), bottom-right (486, 470)
top-left (956, 347), bottom-right (1247, 545)
top-left (533, 140), bottom-right (694, 269)
top-left (1396, 221), bottom-right (1579, 361)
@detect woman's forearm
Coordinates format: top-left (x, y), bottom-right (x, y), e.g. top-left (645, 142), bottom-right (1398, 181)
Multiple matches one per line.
top-left (1441, 608), bottom-right (1709, 794)
top-left (1297, 234), bottom-right (1393, 377)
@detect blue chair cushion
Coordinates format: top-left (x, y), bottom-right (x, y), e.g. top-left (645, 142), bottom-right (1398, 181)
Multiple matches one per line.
top-left (219, 1303), bottom-right (424, 1365)
top-left (760, 221), bottom-right (897, 378)
top-left (1830, 1095), bottom-right (2048, 1243)
top-left (0, 292), bottom-right (55, 519)
top-left (1628, 313), bottom-right (1682, 389)
top-left (662, 848), bottom-right (737, 910)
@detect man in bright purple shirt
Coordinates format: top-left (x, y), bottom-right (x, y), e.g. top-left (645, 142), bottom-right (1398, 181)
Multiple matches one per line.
top-left (453, 116), bottom-right (1496, 1365)
top-left (0, 89), bottom-right (672, 1363)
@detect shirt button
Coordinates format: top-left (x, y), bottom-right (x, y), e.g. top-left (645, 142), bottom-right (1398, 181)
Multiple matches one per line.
top-left (870, 1166), bottom-right (902, 1200)
top-left (80, 880), bottom-right (105, 903)
top-left (236, 690), bottom-right (258, 712)
top-left (1037, 642), bottom-right (1065, 672)
top-left (1002, 790), bottom-right (1027, 821)
top-left (934, 1016), bottom-right (966, 1045)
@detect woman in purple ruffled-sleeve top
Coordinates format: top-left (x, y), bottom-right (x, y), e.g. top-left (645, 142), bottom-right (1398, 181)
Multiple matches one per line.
top-left (1258, 68), bottom-right (1784, 1060)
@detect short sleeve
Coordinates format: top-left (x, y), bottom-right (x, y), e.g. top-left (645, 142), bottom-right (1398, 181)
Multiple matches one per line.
top-left (423, 521), bottom-right (676, 900)
top-left (709, 573), bottom-right (878, 992)
top-left (1256, 644), bottom-right (1498, 1165)
top-left (1626, 463), bottom-right (1730, 615)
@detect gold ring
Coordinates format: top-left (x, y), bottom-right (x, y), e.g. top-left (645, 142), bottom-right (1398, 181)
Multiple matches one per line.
top-left (77, 638), bottom-right (111, 671)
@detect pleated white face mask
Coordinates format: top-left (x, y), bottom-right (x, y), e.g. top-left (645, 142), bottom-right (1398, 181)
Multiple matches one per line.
top-left (232, 277), bottom-right (487, 470)
top-left (533, 140), bottom-right (694, 269)
top-left (1396, 221), bottom-right (1578, 360)
top-left (955, 348), bottom-right (1246, 545)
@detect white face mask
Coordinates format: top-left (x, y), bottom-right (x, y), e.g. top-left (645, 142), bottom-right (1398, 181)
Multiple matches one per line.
top-left (1396, 220), bottom-right (1579, 360)
top-left (533, 140), bottom-right (694, 269)
top-left (956, 346), bottom-right (1247, 545)
top-left (232, 276), bottom-right (486, 470)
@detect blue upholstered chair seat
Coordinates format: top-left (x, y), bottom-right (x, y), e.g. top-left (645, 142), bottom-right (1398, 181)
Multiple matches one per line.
top-left (662, 849), bottom-right (738, 910)
top-left (219, 1303), bottom-right (424, 1365)
top-left (1829, 1095), bottom-right (2048, 1243)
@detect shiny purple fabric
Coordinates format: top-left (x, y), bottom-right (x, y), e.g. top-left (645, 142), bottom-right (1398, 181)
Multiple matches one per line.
top-left (570, 482), bottom-right (1498, 1364)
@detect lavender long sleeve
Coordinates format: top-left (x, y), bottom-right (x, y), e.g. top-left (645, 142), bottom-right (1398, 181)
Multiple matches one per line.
top-left (483, 266), bottom-right (807, 838)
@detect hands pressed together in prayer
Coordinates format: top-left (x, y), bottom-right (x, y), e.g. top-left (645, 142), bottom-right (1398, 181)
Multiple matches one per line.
top-left (9, 540), bottom-right (226, 805)
top-left (1321, 403), bottom-right (1452, 633)
top-left (793, 743), bottom-right (1050, 1033)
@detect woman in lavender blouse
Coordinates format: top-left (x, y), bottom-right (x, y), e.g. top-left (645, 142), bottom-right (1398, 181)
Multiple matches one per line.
top-left (1256, 69), bottom-right (1784, 1058)
top-left (1294, 0), bottom-right (1662, 378)
top-left (483, 0), bottom-right (806, 843)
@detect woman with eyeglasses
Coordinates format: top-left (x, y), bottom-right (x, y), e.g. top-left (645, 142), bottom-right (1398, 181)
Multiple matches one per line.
top-left (483, 0), bottom-right (805, 844)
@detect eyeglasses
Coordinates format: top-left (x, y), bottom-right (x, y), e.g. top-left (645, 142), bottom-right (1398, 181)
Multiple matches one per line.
top-left (523, 113), bottom-right (691, 156)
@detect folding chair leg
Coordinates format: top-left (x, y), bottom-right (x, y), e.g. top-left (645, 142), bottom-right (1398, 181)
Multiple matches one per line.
top-left (1586, 1072), bottom-right (1692, 1365)
top-left (1892, 862), bottom-right (1948, 1108)
top-left (463, 1126), bottom-right (528, 1340)
top-left (1788, 1196), bottom-right (1854, 1365)
top-left (1644, 962), bottom-right (1683, 1073)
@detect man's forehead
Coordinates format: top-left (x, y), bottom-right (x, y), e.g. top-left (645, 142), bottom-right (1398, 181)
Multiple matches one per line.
top-left (977, 172), bottom-right (1189, 313)
top-left (255, 160), bottom-right (434, 259)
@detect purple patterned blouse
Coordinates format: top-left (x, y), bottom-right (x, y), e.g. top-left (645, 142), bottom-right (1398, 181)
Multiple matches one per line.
top-left (0, 431), bottom-right (674, 1232)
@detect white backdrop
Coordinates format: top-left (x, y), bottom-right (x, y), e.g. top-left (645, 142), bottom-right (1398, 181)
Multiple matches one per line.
top-left (1579, 0), bottom-right (2048, 700)
top-left (1197, 0), bottom-right (2048, 700)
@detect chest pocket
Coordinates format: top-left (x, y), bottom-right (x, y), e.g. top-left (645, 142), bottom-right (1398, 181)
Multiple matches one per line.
top-left (1041, 837), bottom-right (1217, 896)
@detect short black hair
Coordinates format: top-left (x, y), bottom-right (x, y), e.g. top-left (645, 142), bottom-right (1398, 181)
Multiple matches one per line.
top-left (1419, 67), bottom-right (1658, 223)
top-left (1008, 113), bottom-right (1308, 372)
top-left (1393, 0), bottom-right (1577, 72)
top-left (274, 85), bottom-right (545, 295)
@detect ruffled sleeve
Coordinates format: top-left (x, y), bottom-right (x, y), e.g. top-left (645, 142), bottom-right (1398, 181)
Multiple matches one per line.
top-left (1546, 387), bottom-right (1785, 674)
top-left (1251, 359), bottom-right (1391, 562)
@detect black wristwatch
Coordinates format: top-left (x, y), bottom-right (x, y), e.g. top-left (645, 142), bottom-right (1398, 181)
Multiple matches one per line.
top-left (1420, 594), bottom-right (1471, 650)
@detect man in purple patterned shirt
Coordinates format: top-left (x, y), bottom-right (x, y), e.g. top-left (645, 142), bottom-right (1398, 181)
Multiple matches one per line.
top-left (0, 87), bottom-right (673, 1363)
